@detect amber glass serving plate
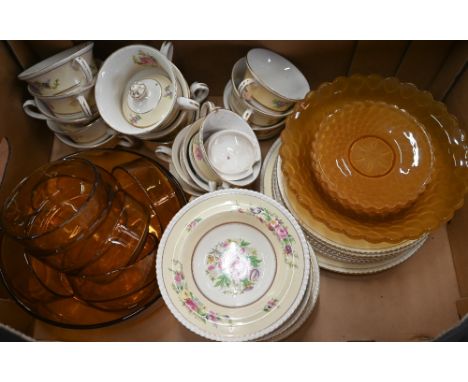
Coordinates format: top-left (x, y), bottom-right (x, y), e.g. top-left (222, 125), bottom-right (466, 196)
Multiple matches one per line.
top-left (280, 74), bottom-right (468, 243)
top-left (0, 149), bottom-right (186, 329)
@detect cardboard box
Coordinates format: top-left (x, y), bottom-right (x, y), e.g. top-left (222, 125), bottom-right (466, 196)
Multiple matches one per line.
top-left (1, 40), bottom-right (467, 341)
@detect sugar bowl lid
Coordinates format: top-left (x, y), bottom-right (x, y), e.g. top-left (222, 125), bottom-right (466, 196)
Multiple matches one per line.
top-left (122, 68), bottom-right (176, 128)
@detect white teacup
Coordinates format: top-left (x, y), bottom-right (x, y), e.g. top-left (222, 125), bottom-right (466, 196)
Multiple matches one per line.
top-left (46, 117), bottom-right (111, 144)
top-left (22, 98), bottom-right (98, 124)
top-left (198, 104), bottom-right (262, 186)
top-left (95, 43), bottom-right (208, 137)
top-left (205, 130), bottom-right (261, 180)
top-left (28, 81), bottom-right (96, 118)
top-left (238, 48), bottom-right (310, 112)
top-left (18, 42), bottom-right (96, 96)
top-left (54, 129), bottom-right (135, 149)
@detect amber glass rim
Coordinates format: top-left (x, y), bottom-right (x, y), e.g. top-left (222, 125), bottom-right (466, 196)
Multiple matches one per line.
top-left (1, 157), bottom-right (103, 242)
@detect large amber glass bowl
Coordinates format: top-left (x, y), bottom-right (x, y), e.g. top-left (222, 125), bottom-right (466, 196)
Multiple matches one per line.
top-left (280, 74), bottom-right (468, 243)
top-left (311, 100), bottom-right (434, 217)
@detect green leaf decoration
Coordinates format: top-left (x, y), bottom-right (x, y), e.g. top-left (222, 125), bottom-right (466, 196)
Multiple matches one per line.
top-left (240, 240), bottom-right (250, 247)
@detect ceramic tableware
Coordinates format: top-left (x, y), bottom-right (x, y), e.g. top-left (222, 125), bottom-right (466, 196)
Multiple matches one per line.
top-left (223, 81), bottom-right (285, 140)
top-left (153, 124), bottom-right (204, 194)
top-left (205, 130), bottom-right (261, 179)
top-left (18, 42), bottom-right (95, 96)
top-left (135, 65), bottom-right (200, 141)
top-left (182, 120), bottom-right (219, 192)
top-left (27, 78), bottom-right (96, 118)
top-left (188, 132), bottom-right (222, 183)
top-left (22, 98), bottom-right (99, 124)
top-left (238, 48), bottom-right (309, 112)
top-left (95, 44), bottom-right (205, 137)
top-left (47, 117), bottom-right (110, 144)
top-left (157, 189), bottom-right (310, 341)
top-left (230, 61), bottom-right (291, 126)
top-left (198, 108), bottom-right (262, 187)
top-left (53, 129), bottom-right (135, 149)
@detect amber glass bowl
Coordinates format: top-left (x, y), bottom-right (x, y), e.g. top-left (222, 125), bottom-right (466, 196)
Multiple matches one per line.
top-left (311, 100), bottom-right (434, 217)
top-left (280, 74), bottom-right (468, 243)
top-left (0, 149), bottom-right (186, 329)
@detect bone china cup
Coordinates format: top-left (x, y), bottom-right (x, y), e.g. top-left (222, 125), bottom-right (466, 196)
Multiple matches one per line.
top-left (18, 42), bottom-right (95, 96)
top-left (95, 44), bottom-right (202, 137)
top-left (239, 48), bottom-right (310, 112)
top-left (28, 81), bottom-right (96, 118)
top-left (46, 117), bottom-right (110, 144)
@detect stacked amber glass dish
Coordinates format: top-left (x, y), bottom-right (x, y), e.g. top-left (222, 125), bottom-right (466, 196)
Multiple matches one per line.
top-left (270, 74), bottom-right (468, 273)
top-left (0, 150), bottom-right (185, 327)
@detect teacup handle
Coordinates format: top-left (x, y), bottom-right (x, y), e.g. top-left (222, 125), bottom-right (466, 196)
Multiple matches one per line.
top-left (177, 97), bottom-right (200, 112)
top-left (154, 145), bottom-right (173, 163)
top-left (238, 78), bottom-right (257, 100)
top-left (76, 95), bottom-right (93, 117)
top-left (190, 82), bottom-right (209, 103)
top-left (160, 41), bottom-right (174, 62)
top-left (200, 101), bottom-right (217, 118)
top-left (242, 108), bottom-right (253, 122)
top-left (208, 181), bottom-right (218, 192)
top-left (117, 135), bottom-right (135, 148)
top-left (73, 56), bottom-right (94, 85)
top-left (23, 99), bottom-right (47, 120)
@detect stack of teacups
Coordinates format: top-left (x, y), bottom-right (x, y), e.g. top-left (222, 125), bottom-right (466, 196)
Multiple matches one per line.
top-left (18, 42), bottom-right (127, 148)
top-left (95, 43), bottom-right (209, 144)
top-left (224, 48), bottom-right (310, 140)
top-left (0, 157), bottom-right (162, 310)
top-left (154, 102), bottom-right (262, 196)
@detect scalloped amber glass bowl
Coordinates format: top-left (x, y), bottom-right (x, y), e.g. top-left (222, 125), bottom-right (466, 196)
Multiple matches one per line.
top-left (311, 100), bottom-right (434, 217)
top-left (280, 74), bottom-right (468, 243)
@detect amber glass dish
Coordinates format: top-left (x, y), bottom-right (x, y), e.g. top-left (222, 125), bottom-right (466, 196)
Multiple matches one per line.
top-left (280, 74), bottom-right (468, 243)
top-left (0, 149), bottom-right (186, 329)
top-left (311, 100), bottom-right (434, 216)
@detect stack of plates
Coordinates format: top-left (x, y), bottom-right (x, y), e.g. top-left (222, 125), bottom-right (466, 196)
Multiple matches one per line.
top-left (261, 139), bottom-right (428, 274)
top-left (157, 189), bottom-right (319, 341)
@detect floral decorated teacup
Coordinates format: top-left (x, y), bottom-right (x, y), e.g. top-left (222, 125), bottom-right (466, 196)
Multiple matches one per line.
top-left (46, 117), bottom-right (111, 144)
top-left (27, 80), bottom-right (96, 118)
top-left (237, 48), bottom-right (310, 112)
top-left (95, 44), bottom-right (208, 137)
top-left (18, 42), bottom-right (96, 96)
top-left (188, 132), bottom-right (221, 183)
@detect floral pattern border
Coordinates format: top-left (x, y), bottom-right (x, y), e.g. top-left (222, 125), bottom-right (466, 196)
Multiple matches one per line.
top-left (238, 205), bottom-right (298, 268)
top-left (170, 260), bottom-right (231, 326)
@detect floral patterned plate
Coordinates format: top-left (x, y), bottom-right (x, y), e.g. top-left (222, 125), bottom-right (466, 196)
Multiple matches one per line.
top-left (157, 189), bottom-right (310, 341)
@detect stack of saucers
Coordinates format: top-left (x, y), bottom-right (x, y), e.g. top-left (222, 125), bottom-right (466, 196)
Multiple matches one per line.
top-left (95, 43), bottom-right (209, 145)
top-left (156, 105), bottom-right (263, 196)
top-left (19, 42), bottom-right (130, 149)
top-left (157, 189), bottom-right (319, 341)
top-left (223, 48), bottom-right (310, 140)
top-left (261, 139), bottom-right (429, 274)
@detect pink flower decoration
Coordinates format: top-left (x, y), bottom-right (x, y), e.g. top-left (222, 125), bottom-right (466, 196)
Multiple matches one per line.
top-left (174, 272), bottom-right (182, 283)
top-left (275, 225), bottom-right (289, 240)
top-left (250, 269), bottom-right (260, 282)
top-left (185, 298), bottom-right (198, 312)
top-left (194, 145), bottom-right (203, 161)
